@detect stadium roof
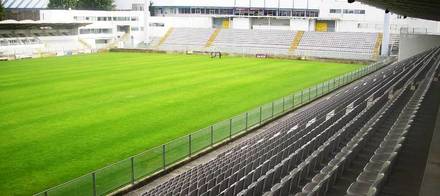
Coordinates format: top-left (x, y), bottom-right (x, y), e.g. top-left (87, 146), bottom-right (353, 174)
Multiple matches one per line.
top-left (0, 20), bottom-right (90, 29)
top-left (3, 0), bottom-right (48, 9)
top-left (357, 0), bottom-right (440, 21)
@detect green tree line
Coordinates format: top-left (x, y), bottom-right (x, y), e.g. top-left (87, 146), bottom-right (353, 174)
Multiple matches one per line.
top-left (48, 0), bottom-right (114, 10)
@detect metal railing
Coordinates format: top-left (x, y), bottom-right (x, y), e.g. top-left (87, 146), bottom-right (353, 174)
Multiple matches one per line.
top-left (34, 57), bottom-right (396, 196)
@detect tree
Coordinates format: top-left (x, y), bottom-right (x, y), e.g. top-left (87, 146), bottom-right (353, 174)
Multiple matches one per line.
top-left (77, 0), bottom-right (114, 10)
top-left (48, 0), bottom-right (78, 9)
top-left (0, 0), bottom-right (5, 20)
top-left (149, 2), bottom-right (154, 16)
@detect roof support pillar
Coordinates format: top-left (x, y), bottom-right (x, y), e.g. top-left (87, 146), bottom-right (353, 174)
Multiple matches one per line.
top-left (381, 11), bottom-right (391, 56)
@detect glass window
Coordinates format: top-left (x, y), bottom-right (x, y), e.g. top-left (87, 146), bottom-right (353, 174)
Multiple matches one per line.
top-left (330, 9), bottom-right (341, 14)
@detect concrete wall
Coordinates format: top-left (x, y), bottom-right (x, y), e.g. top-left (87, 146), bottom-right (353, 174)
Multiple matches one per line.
top-left (399, 34), bottom-right (440, 61)
top-left (151, 0), bottom-right (315, 8)
top-left (232, 18), bottom-right (251, 29)
top-left (290, 19), bottom-right (310, 31)
top-left (148, 16), bottom-right (213, 37)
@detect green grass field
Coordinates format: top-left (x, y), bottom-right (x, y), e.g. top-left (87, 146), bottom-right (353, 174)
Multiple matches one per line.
top-left (0, 52), bottom-right (363, 195)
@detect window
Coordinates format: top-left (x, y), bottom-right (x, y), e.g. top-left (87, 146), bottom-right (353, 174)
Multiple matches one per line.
top-left (354, 10), bottom-right (365, 14)
top-left (95, 39), bottom-right (109, 44)
top-left (279, 10), bottom-right (292, 16)
top-left (343, 9), bottom-right (365, 14)
top-left (330, 9), bottom-right (341, 14)
top-left (149, 23), bottom-right (165, 27)
top-left (132, 4), bottom-right (144, 11)
top-left (79, 28), bottom-right (112, 34)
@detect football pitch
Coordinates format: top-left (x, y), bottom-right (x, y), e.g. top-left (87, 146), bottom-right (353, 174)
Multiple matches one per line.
top-left (0, 52), bottom-right (363, 195)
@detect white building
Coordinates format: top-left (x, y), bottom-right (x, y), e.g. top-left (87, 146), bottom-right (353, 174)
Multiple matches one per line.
top-left (145, 0), bottom-right (440, 39)
top-left (3, 0), bottom-right (440, 48)
top-left (40, 10), bottom-right (148, 48)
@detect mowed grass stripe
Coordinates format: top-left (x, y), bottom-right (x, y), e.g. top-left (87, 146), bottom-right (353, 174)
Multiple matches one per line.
top-left (0, 57), bottom-right (310, 127)
top-left (0, 52), bottom-right (363, 195)
top-left (0, 59), bottom-right (286, 130)
top-left (0, 54), bottom-right (206, 99)
top-left (0, 55), bottom-right (269, 107)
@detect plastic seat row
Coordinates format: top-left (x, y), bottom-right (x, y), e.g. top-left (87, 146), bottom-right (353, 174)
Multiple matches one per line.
top-left (259, 57), bottom-right (419, 196)
top-left (143, 60), bottom-right (406, 196)
top-left (143, 57), bottom-right (408, 196)
top-left (346, 48), bottom-right (440, 196)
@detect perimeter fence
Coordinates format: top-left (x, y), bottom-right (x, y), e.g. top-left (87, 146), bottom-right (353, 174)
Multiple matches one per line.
top-left (35, 57), bottom-right (396, 196)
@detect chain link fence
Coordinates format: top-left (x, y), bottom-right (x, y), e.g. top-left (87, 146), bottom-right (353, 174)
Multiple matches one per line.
top-left (35, 57), bottom-right (396, 196)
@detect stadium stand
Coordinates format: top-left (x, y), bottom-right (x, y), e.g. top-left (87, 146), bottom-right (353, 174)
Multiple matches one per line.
top-left (295, 32), bottom-right (380, 60)
top-left (150, 28), bottom-right (381, 61)
top-left (157, 28), bottom-right (215, 51)
top-left (39, 36), bottom-right (88, 53)
top-left (0, 20), bottom-right (92, 59)
top-left (140, 47), bottom-right (440, 196)
top-left (209, 29), bottom-right (297, 56)
top-left (0, 34), bottom-right (89, 58)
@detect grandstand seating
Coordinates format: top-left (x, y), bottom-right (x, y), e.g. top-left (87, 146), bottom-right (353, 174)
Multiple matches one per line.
top-left (0, 37), bottom-right (41, 46)
top-left (0, 34), bottom-right (91, 59)
top-left (158, 28), bottom-right (215, 51)
top-left (151, 28), bottom-right (381, 61)
top-left (140, 47), bottom-right (440, 196)
top-left (39, 36), bottom-right (87, 53)
top-left (209, 29), bottom-right (296, 56)
top-left (295, 32), bottom-right (379, 60)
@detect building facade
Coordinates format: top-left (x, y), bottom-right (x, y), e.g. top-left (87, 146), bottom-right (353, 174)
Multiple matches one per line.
top-left (2, 0), bottom-right (440, 48)
top-left (40, 10), bottom-right (147, 48)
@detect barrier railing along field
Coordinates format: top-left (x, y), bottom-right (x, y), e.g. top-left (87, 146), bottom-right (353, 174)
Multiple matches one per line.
top-left (35, 57), bottom-right (396, 196)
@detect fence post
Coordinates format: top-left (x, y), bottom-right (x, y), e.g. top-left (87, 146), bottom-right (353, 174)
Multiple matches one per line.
top-left (210, 125), bottom-right (214, 147)
top-left (92, 172), bottom-right (97, 196)
top-left (131, 157), bottom-right (135, 185)
top-left (315, 85), bottom-right (318, 97)
top-left (300, 90), bottom-right (304, 104)
top-left (308, 88), bottom-right (311, 101)
top-left (44, 191), bottom-right (48, 196)
top-left (229, 119), bottom-right (232, 139)
top-left (259, 106), bottom-right (262, 124)
top-left (162, 145), bottom-right (166, 169)
top-left (327, 81), bottom-right (330, 93)
top-left (282, 97), bottom-right (285, 112)
top-left (292, 94), bottom-right (295, 108)
top-left (271, 101), bottom-right (274, 118)
top-left (189, 134), bottom-right (192, 157)
top-left (245, 112), bottom-right (248, 130)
